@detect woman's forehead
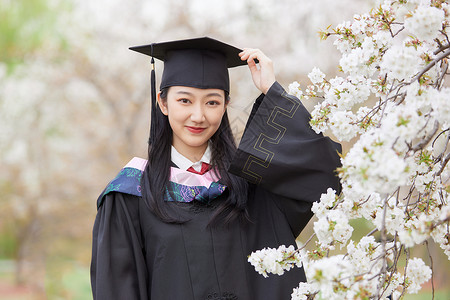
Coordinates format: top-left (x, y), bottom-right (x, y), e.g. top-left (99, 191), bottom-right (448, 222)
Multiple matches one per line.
top-left (168, 86), bottom-right (225, 98)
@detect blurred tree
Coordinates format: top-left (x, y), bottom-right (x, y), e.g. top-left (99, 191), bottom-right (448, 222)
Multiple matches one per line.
top-left (8, 1), bottom-right (447, 300)
top-left (0, 0), bottom-right (71, 296)
top-left (0, 0), bottom-right (69, 71)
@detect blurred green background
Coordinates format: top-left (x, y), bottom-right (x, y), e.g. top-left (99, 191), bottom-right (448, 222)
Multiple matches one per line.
top-left (0, 0), bottom-right (448, 299)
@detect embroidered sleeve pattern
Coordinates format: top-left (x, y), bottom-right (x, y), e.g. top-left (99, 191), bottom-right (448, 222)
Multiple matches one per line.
top-left (241, 90), bottom-right (301, 184)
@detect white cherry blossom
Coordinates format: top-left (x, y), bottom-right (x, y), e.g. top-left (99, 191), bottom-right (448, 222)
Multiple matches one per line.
top-left (248, 1), bottom-right (449, 298)
top-left (404, 6), bottom-right (445, 41)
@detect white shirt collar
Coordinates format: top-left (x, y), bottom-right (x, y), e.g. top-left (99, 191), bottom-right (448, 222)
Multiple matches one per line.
top-left (171, 144), bottom-right (211, 172)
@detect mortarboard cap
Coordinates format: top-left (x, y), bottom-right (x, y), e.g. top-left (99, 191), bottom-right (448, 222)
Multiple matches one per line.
top-left (129, 36), bottom-right (248, 93)
top-left (129, 37), bottom-right (247, 145)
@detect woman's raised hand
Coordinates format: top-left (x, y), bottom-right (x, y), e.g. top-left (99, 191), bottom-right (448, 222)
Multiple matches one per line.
top-left (239, 48), bottom-right (276, 94)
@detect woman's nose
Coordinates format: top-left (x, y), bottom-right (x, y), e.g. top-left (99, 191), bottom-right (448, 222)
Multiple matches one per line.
top-left (190, 105), bottom-right (206, 123)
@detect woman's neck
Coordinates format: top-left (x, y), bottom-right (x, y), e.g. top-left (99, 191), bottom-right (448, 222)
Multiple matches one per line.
top-left (172, 142), bottom-right (208, 163)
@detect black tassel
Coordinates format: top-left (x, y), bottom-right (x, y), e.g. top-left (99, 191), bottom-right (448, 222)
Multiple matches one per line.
top-left (149, 48), bottom-right (157, 146)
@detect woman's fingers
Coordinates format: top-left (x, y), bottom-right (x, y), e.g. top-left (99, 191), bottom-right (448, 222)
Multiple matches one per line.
top-left (240, 48), bottom-right (267, 64)
top-left (239, 48), bottom-right (276, 94)
top-left (246, 55), bottom-right (258, 73)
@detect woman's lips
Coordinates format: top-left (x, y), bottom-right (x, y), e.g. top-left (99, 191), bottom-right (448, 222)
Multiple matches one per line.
top-left (186, 126), bottom-right (206, 134)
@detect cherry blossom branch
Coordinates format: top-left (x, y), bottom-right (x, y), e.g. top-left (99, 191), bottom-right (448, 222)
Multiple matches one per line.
top-left (432, 40), bottom-right (449, 55)
top-left (435, 60), bottom-right (448, 88)
top-left (391, 236), bottom-right (402, 274)
top-left (430, 214), bottom-right (450, 230)
top-left (392, 25), bottom-right (405, 38)
top-left (376, 195), bottom-right (389, 295)
top-left (366, 228), bottom-right (379, 237)
top-left (260, 3), bottom-right (448, 299)
top-left (412, 48), bottom-right (450, 82)
top-left (425, 241), bottom-right (436, 300)
top-left (296, 233), bottom-right (316, 251)
top-left (432, 129), bottom-right (450, 159)
top-left (411, 120), bottom-right (440, 151)
top-left (398, 250), bottom-right (410, 299)
top-left (436, 152), bottom-right (450, 176)
top-left (441, 31), bottom-right (450, 47)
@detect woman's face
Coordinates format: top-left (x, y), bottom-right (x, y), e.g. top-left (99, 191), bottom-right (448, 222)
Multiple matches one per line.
top-left (158, 86), bottom-right (227, 159)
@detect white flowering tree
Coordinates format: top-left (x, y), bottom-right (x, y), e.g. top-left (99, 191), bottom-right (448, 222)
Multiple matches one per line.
top-left (249, 0), bottom-right (450, 299)
top-left (0, 0), bottom-right (373, 296)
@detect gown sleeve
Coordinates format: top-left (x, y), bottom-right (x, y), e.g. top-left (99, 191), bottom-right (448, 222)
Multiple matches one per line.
top-left (90, 193), bottom-right (148, 299)
top-left (229, 81), bottom-right (342, 236)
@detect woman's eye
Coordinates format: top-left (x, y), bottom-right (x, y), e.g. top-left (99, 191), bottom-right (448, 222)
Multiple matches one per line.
top-left (178, 98), bottom-right (191, 104)
top-left (207, 100), bottom-right (221, 106)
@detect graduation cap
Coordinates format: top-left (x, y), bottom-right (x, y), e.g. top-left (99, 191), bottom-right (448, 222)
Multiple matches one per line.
top-left (129, 37), bottom-right (248, 145)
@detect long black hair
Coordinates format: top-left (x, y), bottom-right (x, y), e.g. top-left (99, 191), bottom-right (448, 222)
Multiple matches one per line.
top-left (140, 88), bottom-right (249, 225)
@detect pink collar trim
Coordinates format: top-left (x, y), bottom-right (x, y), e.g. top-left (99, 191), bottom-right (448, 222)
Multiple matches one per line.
top-left (124, 157), bottom-right (147, 171)
top-left (124, 157), bottom-right (220, 188)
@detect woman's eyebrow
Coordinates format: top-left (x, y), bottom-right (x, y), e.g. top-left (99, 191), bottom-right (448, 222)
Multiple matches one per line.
top-left (205, 92), bottom-right (223, 98)
top-left (175, 91), bottom-right (223, 98)
top-left (175, 91), bottom-right (194, 96)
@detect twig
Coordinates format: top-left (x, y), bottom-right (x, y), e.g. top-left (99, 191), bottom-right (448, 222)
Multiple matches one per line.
top-left (402, 179), bottom-right (418, 204)
top-left (297, 233), bottom-right (317, 251)
top-left (433, 42), bottom-right (450, 55)
top-left (392, 26), bottom-right (405, 38)
top-left (411, 120), bottom-right (440, 151)
top-left (436, 152), bottom-right (450, 176)
top-left (399, 250), bottom-right (410, 298)
top-left (357, 96), bottom-right (390, 125)
top-left (430, 214), bottom-right (450, 230)
top-left (376, 195), bottom-right (389, 296)
top-left (366, 228), bottom-right (379, 237)
top-left (391, 236), bottom-right (402, 274)
top-left (433, 131), bottom-right (450, 162)
top-left (442, 31), bottom-right (450, 47)
top-left (425, 241), bottom-right (435, 300)
top-left (435, 60), bottom-right (448, 89)
top-left (412, 48), bottom-right (450, 82)
top-left (431, 128), bottom-right (450, 149)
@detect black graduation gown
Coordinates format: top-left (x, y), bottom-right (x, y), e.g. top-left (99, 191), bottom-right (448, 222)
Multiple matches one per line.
top-left (90, 82), bottom-right (342, 300)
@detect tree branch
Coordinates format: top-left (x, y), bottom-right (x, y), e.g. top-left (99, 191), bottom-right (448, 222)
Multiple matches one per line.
top-left (425, 241), bottom-right (435, 300)
top-left (376, 195), bottom-right (389, 296)
top-left (435, 60), bottom-right (448, 89)
top-left (399, 250), bottom-right (411, 298)
top-left (433, 42), bottom-right (450, 55)
top-left (436, 152), bottom-right (450, 176)
top-left (430, 214), bottom-right (450, 230)
top-left (412, 48), bottom-right (450, 82)
top-left (297, 233), bottom-right (317, 251)
top-left (411, 120), bottom-right (440, 151)
top-left (432, 129), bottom-right (450, 161)
top-left (365, 228), bottom-right (378, 237)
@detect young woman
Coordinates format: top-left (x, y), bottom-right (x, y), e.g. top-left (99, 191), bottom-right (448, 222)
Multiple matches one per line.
top-left (91, 37), bottom-right (341, 300)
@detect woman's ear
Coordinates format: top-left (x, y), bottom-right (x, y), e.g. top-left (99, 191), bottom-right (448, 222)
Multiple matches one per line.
top-left (224, 97), bottom-right (229, 111)
top-left (157, 92), bottom-right (168, 115)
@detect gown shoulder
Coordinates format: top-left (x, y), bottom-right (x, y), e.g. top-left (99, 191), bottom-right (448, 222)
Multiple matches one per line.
top-left (96, 157), bottom-right (147, 209)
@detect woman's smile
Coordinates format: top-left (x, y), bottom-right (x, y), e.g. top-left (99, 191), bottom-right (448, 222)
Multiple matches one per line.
top-left (186, 126), bottom-right (206, 134)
